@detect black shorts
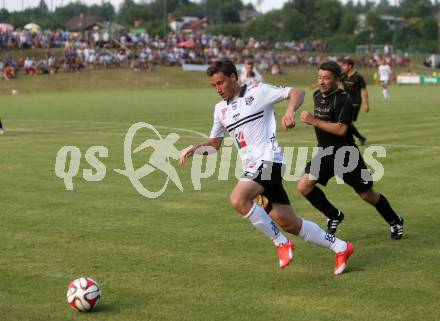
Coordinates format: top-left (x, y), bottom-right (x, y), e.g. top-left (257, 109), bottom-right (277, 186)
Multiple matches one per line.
top-left (304, 146), bottom-right (373, 194)
top-left (353, 104), bottom-right (361, 122)
top-left (242, 161), bottom-right (290, 205)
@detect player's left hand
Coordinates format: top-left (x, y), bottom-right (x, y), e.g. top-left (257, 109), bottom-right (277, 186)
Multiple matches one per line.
top-left (364, 105), bottom-right (370, 113)
top-left (300, 111), bottom-right (315, 125)
top-left (281, 113), bottom-right (295, 131)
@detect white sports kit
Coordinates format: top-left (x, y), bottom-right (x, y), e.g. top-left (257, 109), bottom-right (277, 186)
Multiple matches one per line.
top-left (209, 83), bottom-right (291, 171)
top-left (378, 64), bottom-right (392, 83)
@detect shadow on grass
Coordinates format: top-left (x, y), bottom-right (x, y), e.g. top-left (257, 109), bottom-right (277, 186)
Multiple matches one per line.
top-left (91, 303), bottom-right (115, 313)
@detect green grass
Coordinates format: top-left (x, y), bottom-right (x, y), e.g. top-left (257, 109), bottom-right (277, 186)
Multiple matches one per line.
top-left (0, 69), bottom-right (440, 321)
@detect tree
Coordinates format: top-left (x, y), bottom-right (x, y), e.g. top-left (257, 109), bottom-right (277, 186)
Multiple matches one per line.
top-left (0, 8), bottom-right (10, 21)
top-left (283, 0), bottom-right (316, 31)
top-left (338, 10), bottom-right (358, 34)
top-left (173, 3), bottom-right (205, 19)
top-left (283, 9), bottom-right (309, 40)
top-left (202, 0), bottom-right (244, 24)
top-left (118, 1), bottom-right (143, 26)
top-left (89, 3), bottom-right (115, 21)
top-left (313, 0), bottom-right (343, 37)
top-left (400, 0), bottom-right (434, 18)
top-left (38, 0), bottom-right (49, 15)
top-left (366, 11), bottom-right (391, 43)
top-left (246, 10), bottom-right (285, 41)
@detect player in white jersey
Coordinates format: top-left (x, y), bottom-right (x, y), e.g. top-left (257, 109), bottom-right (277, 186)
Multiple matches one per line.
top-left (378, 62), bottom-right (392, 99)
top-left (179, 59), bottom-right (354, 275)
top-left (239, 60), bottom-right (264, 86)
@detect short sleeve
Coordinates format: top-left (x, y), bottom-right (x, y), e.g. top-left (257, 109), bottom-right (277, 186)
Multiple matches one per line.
top-left (258, 83), bottom-right (292, 106)
top-left (209, 108), bottom-right (226, 138)
top-left (337, 95), bottom-right (353, 125)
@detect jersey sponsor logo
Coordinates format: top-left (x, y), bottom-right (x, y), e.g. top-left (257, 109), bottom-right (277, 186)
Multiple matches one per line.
top-left (235, 131), bottom-right (247, 149)
top-left (245, 96), bottom-right (254, 106)
top-left (233, 113), bottom-right (241, 120)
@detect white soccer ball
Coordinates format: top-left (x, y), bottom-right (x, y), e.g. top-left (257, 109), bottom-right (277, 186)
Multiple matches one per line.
top-left (11, 89), bottom-right (18, 95)
top-left (66, 277), bottom-right (101, 312)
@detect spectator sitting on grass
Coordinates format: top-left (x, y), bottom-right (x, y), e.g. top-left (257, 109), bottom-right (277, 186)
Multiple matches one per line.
top-left (3, 63), bottom-right (16, 80)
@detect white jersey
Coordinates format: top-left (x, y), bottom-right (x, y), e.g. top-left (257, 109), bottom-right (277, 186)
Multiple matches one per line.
top-left (239, 66), bottom-right (264, 85)
top-left (210, 83), bottom-right (291, 171)
top-left (378, 64), bottom-right (392, 82)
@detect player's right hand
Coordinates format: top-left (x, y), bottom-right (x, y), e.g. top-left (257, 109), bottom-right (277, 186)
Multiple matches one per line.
top-left (179, 147), bottom-right (195, 167)
top-left (281, 113), bottom-right (295, 131)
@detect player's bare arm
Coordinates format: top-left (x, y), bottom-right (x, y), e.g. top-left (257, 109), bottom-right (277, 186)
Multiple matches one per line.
top-left (300, 110), bottom-right (348, 136)
top-left (281, 88), bottom-right (305, 131)
top-left (179, 137), bottom-right (223, 167)
top-left (362, 88), bottom-right (370, 113)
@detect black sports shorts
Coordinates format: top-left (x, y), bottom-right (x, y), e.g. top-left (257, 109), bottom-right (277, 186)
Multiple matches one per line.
top-left (242, 161), bottom-right (290, 205)
top-left (304, 145), bottom-right (373, 194)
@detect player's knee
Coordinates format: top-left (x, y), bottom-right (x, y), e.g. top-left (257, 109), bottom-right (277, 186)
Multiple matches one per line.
top-left (297, 177), bottom-right (312, 196)
top-left (230, 193), bottom-right (251, 214)
top-left (358, 192), bottom-right (369, 201)
top-left (279, 219), bottom-right (301, 235)
top-left (358, 190), bottom-right (378, 204)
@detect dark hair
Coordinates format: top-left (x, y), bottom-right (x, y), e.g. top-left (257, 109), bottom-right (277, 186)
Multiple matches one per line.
top-left (207, 59), bottom-right (238, 79)
top-left (319, 61), bottom-right (341, 79)
top-left (342, 57), bottom-right (354, 67)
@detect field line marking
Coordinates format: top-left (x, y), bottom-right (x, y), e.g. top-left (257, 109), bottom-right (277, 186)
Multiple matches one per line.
top-left (7, 119), bottom-right (208, 138)
top-left (7, 121), bottom-right (440, 150)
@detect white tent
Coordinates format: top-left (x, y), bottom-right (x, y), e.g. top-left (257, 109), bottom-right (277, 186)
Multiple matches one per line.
top-left (24, 23), bottom-right (41, 33)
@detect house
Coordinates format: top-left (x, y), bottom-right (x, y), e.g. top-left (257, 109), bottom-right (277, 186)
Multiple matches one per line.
top-left (65, 14), bottom-right (104, 40)
top-left (180, 17), bottom-right (207, 35)
top-left (239, 8), bottom-right (261, 22)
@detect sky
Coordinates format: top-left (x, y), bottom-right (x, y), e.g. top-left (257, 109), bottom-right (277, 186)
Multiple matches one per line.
top-left (1, 0), bottom-right (379, 13)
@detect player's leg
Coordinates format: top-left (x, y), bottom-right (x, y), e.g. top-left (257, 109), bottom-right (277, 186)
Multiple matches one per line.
top-left (341, 154), bottom-right (404, 240)
top-left (358, 188), bottom-right (404, 239)
top-left (351, 106), bottom-right (366, 145)
top-left (230, 179), bottom-right (291, 254)
top-left (268, 203), bottom-right (354, 275)
top-left (297, 165), bottom-right (345, 234)
top-left (382, 81), bottom-right (390, 99)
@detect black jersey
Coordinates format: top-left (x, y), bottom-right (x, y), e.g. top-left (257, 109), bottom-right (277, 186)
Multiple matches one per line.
top-left (341, 71), bottom-right (366, 106)
top-left (312, 89), bottom-right (353, 147)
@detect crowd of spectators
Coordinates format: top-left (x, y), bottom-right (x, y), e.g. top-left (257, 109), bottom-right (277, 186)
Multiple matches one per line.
top-left (0, 27), bottom-right (410, 80)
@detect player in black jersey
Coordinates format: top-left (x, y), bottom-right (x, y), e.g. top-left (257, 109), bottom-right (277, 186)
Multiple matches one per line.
top-left (297, 61), bottom-right (404, 240)
top-left (340, 58), bottom-right (369, 145)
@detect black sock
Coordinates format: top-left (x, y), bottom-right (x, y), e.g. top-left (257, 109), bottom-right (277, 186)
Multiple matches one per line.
top-left (351, 125), bottom-right (364, 140)
top-left (374, 194), bottom-right (400, 225)
top-left (305, 187), bottom-right (340, 220)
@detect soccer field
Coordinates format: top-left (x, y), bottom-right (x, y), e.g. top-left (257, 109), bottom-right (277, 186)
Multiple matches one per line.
top-left (1, 78), bottom-right (439, 320)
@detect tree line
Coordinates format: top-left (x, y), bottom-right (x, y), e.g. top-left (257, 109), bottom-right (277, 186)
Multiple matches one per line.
top-left (0, 0), bottom-right (438, 53)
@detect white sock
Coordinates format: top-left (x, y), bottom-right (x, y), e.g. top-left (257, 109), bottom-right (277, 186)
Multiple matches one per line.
top-left (245, 203), bottom-right (288, 247)
top-left (383, 89), bottom-right (387, 99)
top-left (298, 220), bottom-right (347, 253)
